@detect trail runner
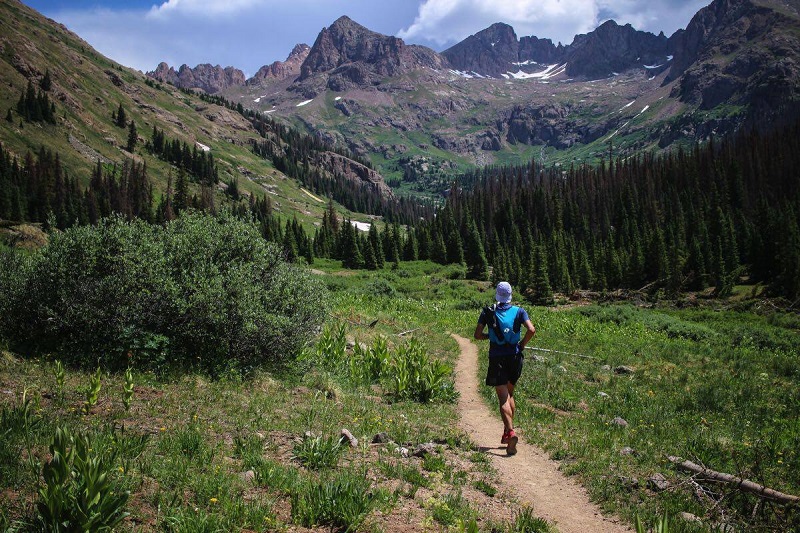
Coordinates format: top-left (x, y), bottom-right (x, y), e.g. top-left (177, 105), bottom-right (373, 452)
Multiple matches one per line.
top-left (474, 281), bottom-right (535, 455)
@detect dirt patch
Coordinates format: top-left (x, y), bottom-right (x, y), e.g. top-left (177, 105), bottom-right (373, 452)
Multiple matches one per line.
top-left (452, 334), bottom-right (632, 533)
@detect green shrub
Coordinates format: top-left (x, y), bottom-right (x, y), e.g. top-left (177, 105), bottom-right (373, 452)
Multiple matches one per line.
top-left (429, 491), bottom-right (473, 526)
top-left (163, 507), bottom-right (228, 532)
top-left (248, 458), bottom-right (302, 494)
top-left (0, 212), bottom-right (328, 372)
top-left (444, 264), bottom-right (466, 280)
top-left (292, 434), bottom-right (344, 470)
top-left (0, 390), bottom-right (41, 486)
top-left (422, 453), bottom-right (447, 473)
top-left (290, 470), bottom-right (375, 531)
top-left (509, 507), bottom-right (553, 532)
top-left (304, 323), bottom-right (347, 370)
top-left (385, 338), bottom-right (458, 404)
top-left (363, 277), bottom-right (397, 298)
top-left (474, 479), bottom-right (497, 497)
top-left (35, 426), bottom-right (129, 532)
top-left (349, 336), bottom-right (389, 384)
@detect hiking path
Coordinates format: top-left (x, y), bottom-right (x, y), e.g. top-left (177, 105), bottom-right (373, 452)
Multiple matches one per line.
top-left (452, 334), bottom-right (632, 533)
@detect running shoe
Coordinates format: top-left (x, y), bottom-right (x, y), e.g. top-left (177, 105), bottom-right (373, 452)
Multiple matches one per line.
top-left (506, 429), bottom-right (518, 456)
top-left (501, 430), bottom-right (510, 444)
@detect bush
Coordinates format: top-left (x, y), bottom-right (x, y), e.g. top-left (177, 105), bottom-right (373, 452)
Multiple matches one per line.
top-left (0, 212), bottom-right (328, 372)
top-left (385, 338), bottom-right (458, 404)
top-left (363, 277), bottom-right (396, 298)
top-left (444, 264), bottom-right (466, 280)
top-left (292, 434), bottom-right (344, 470)
top-left (35, 426), bottom-right (129, 532)
top-left (290, 470), bottom-right (375, 531)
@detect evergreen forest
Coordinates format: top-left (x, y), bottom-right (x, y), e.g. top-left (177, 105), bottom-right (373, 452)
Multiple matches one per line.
top-left (409, 119), bottom-right (800, 301)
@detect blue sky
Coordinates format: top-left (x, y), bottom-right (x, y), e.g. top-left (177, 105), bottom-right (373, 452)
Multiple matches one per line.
top-left (22, 0), bottom-right (710, 76)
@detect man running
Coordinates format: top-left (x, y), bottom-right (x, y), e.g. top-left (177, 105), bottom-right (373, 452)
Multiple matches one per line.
top-left (474, 281), bottom-right (536, 455)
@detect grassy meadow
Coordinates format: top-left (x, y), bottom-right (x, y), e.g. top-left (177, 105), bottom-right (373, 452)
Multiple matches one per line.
top-left (1, 257), bottom-right (799, 532)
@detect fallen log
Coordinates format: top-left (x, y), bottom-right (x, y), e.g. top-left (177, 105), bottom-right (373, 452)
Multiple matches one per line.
top-left (668, 456), bottom-right (800, 505)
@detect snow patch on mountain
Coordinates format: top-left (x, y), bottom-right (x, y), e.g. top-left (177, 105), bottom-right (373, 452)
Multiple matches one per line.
top-left (505, 63), bottom-right (567, 80)
top-left (350, 220), bottom-right (371, 232)
top-left (635, 105), bottom-right (650, 118)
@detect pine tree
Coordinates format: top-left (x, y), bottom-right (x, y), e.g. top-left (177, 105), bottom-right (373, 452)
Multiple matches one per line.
top-left (772, 209), bottom-right (800, 300)
top-left (115, 103), bottom-right (127, 128)
top-left (403, 230), bottom-right (419, 261)
top-left (174, 169), bottom-right (189, 214)
top-left (531, 245), bottom-right (553, 305)
top-left (368, 224), bottom-right (384, 269)
top-left (41, 69), bottom-right (52, 92)
top-left (126, 120), bottom-right (138, 152)
top-left (364, 239), bottom-right (379, 270)
top-left (446, 228), bottom-right (465, 265)
top-left (464, 217), bottom-right (489, 280)
top-left (282, 223), bottom-right (298, 262)
top-left (431, 230), bottom-right (447, 265)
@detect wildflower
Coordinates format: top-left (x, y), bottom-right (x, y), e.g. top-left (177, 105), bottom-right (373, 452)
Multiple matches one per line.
top-left (160, 426), bottom-right (166, 432)
top-left (209, 497), bottom-right (218, 504)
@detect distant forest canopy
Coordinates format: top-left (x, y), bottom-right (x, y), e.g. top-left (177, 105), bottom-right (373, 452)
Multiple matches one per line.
top-left (1, 110), bottom-right (799, 301)
top-left (412, 117), bottom-right (800, 301)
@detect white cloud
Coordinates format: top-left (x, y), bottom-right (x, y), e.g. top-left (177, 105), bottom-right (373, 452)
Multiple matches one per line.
top-left (147, 0), bottom-right (265, 19)
top-left (34, 0), bottom-right (709, 78)
top-left (399, 0), bottom-right (599, 47)
top-left (399, 0), bottom-right (709, 48)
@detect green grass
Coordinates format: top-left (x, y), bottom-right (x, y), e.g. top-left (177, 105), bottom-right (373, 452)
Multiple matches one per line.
top-left (0, 262), bottom-right (523, 531)
top-left (2, 259), bottom-right (798, 531)
top-left (478, 302), bottom-right (800, 531)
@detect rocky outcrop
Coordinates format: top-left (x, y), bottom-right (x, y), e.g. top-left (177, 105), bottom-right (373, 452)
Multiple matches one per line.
top-left (444, 19), bottom-right (669, 79)
top-left (249, 43), bottom-right (310, 84)
top-left (147, 62), bottom-right (245, 93)
top-left (297, 16), bottom-right (446, 91)
top-left (666, 0), bottom-right (800, 111)
top-left (565, 21), bottom-right (669, 79)
top-left (443, 24), bottom-right (567, 77)
top-left (519, 36), bottom-right (564, 65)
top-left (442, 23), bottom-right (521, 77)
top-left (315, 151), bottom-right (395, 200)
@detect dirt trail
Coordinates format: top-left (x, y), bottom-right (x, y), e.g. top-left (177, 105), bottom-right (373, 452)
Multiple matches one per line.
top-left (452, 334), bottom-right (631, 533)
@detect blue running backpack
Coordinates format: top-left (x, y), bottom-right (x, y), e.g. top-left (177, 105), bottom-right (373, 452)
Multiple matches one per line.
top-left (487, 304), bottom-right (521, 345)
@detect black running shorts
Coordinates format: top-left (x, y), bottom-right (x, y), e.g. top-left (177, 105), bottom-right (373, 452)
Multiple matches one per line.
top-left (485, 353), bottom-right (524, 386)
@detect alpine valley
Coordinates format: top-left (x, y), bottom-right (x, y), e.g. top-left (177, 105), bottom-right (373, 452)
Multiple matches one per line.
top-left (152, 0), bottom-right (800, 193)
top-left (2, 1), bottom-right (800, 531)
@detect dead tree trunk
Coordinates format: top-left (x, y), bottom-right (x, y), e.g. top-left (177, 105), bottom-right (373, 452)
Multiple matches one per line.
top-left (668, 456), bottom-right (799, 505)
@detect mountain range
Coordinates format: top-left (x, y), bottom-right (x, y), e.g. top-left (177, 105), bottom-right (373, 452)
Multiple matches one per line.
top-left (1, 0), bottom-right (798, 217)
top-left (146, 0), bottom-right (800, 190)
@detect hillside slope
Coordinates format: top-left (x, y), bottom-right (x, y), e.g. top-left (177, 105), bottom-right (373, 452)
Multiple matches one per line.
top-left (0, 0), bottom-right (395, 230)
top-left (221, 0), bottom-right (800, 193)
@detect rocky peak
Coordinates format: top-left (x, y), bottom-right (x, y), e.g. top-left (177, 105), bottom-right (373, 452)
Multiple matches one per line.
top-left (150, 62), bottom-right (176, 84)
top-left (444, 19), bottom-right (669, 79)
top-left (518, 36), bottom-right (563, 66)
top-left (565, 20), bottom-right (669, 78)
top-left (666, 0), bottom-right (800, 110)
top-left (147, 62), bottom-right (245, 93)
top-left (298, 15), bottom-right (445, 85)
top-left (442, 23), bottom-right (522, 77)
top-left (666, 0), bottom-right (779, 82)
top-left (249, 43), bottom-right (310, 84)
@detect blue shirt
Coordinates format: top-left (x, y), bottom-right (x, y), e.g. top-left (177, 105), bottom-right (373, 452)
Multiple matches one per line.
top-left (478, 303), bottom-right (530, 357)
